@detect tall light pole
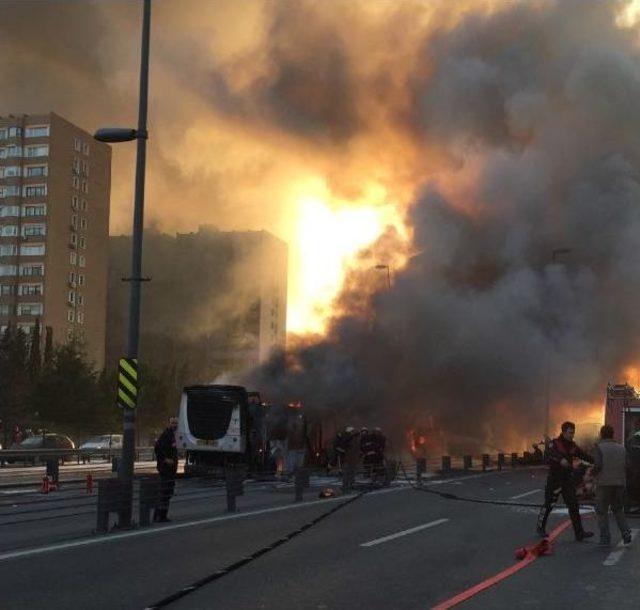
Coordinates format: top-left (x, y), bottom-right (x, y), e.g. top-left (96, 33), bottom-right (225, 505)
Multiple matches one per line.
top-left (375, 264), bottom-right (392, 290)
top-left (544, 247), bottom-right (572, 442)
top-left (94, 0), bottom-right (151, 525)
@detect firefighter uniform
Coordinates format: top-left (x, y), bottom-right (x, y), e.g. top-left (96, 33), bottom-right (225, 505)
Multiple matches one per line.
top-left (536, 435), bottom-right (593, 539)
top-left (154, 423), bottom-right (178, 522)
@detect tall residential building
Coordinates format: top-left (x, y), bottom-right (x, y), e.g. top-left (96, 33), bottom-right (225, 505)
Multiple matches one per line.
top-left (0, 113), bottom-right (111, 369)
top-left (107, 227), bottom-right (287, 379)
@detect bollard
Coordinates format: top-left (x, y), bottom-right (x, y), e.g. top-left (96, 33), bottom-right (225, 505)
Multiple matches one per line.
top-left (511, 452), bottom-right (518, 468)
top-left (225, 467), bottom-right (244, 512)
top-left (86, 473), bottom-right (94, 494)
top-left (41, 475), bottom-right (49, 494)
top-left (96, 478), bottom-right (129, 533)
top-left (294, 468), bottom-right (310, 502)
top-left (482, 454), bottom-right (490, 472)
top-left (416, 458), bottom-right (427, 485)
top-left (111, 456), bottom-right (119, 473)
top-left (497, 453), bottom-right (505, 471)
top-left (138, 477), bottom-right (159, 527)
top-left (523, 451), bottom-right (532, 464)
top-left (342, 466), bottom-right (355, 493)
top-left (441, 456), bottom-right (451, 474)
top-left (46, 459), bottom-right (59, 484)
top-left (463, 455), bottom-right (472, 471)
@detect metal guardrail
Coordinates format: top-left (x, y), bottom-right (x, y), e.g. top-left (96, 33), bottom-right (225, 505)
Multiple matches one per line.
top-left (0, 447), bottom-right (155, 462)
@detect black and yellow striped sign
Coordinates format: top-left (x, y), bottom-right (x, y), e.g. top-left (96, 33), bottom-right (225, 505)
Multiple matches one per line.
top-left (118, 358), bottom-right (138, 409)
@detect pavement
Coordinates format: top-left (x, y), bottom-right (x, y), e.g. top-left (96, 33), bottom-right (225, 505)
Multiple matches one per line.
top-left (0, 465), bottom-right (637, 609)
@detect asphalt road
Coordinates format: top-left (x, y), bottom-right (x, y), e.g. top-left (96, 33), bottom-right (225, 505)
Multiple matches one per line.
top-left (0, 466), bottom-right (637, 610)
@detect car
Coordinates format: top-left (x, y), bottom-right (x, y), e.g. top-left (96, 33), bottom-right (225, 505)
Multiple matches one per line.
top-left (79, 434), bottom-right (123, 460)
top-left (8, 434), bottom-right (76, 464)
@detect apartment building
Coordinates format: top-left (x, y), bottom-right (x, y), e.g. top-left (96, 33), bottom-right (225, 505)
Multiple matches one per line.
top-left (0, 112), bottom-right (111, 369)
top-left (107, 227), bottom-right (287, 378)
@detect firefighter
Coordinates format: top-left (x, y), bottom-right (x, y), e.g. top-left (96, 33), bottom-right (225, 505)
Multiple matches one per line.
top-left (536, 421), bottom-right (594, 540)
top-left (360, 427), bottom-right (376, 476)
top-left (369, 427), bottom-right (387, 479)
top-left (154, 416), bottom-right (179, 523)
top-left (333, 427), bottom-right (352, 472)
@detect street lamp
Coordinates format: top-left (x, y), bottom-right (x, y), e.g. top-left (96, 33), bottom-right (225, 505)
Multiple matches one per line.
top-left (544, 247), bottom-right (572, 443)
top-left (375, 264), bottom-right (391, 290)
top-left (94, 0), bottom-right (151, 526)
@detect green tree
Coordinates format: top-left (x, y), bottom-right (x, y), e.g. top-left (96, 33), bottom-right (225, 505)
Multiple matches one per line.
top-left (0, 325), bottom-right (30, 433)
top-left (27, 319), bottom-right (42, 380)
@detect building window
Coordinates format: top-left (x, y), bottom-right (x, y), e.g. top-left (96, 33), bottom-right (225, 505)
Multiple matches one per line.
top-left (22, 224), bottom-right (46, 237)
top-left (0, 244), bottom-right (17, 256)
top-left (7, 145), bottom-right (22, 157)
top-left (23, 204), bottom-right (46, 217)
top-left (0, 284), bottom-right (16, 296)
top-left (25, 165), bottom-right (48, 177)
top-left (82, 142), bottom-right (90, 155)
top-left (0, 304), bottom-right (12, 316)
top-left (70, 233), bottom-right (78, 247)
top-left (1, 185), bottom-right (21, 198)
top-left (78, 274), bottom-right (85, 286)
top-left (68, 290), bottom-right (75, 305)
top-left (72, 176), bottom-right (80, 189)
top-left (0, 129), bottom-right (6, 140)
top-left (1, 165), bottom-right (21, 178)
top-left (24, 145), bottom-right (48, 158)
top-left (79, 255), bottom-right (86, 268)
top-left (74, 138), bottom-right (82, 152)
top-left (0, 225), bottom-right (18, 237)
top-left (67, 309), bottom-right (75, 323)
top-left (71, 214), bottom-right (78, 229)
top-left (19, 264), bottom-right (44, 277)
top-left (69, 271), bottom-right (76, 285)
top-left (19, 283), bottom-right (43, 296)
top-left (0, 265), bottom-right (17, 277)
top-left (0, 206), bottom-right (20, 218)
top-left (18, 303), bottom-right (43, 316)
top-left (71, 195), bottom-right (79, 210)
top-left (8, 127), bottom-right (22, 138)
top-left (80, 218), bottom-right (87, 230)
top-left (23, 184), bottom-right (47, 197)
top-left (20, 244), bottom-right (45, 256)
top-left (81, 180), bottom-right (89, 194)
top-left (25, 125), bottom-right (50, 138)
top-left (77, 312), bottom-right (84, 325)
top-left (79, 236), bottom-right (86, 249)
top-left (81, 161), bottom-right (89, 176)
top-left (80, 199), bottom-right (88, 212)
top-left (78, 294), bottom-right (85, 306)
top-left (70, 252), bottom-right (77, 265)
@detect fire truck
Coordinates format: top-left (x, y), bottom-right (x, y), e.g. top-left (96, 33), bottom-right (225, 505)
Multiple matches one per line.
top-left (604, 383), bottom-right (640, 509)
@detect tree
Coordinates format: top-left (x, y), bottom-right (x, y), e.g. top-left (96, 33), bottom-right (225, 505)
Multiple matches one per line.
top-left (0, 325), bottom-right (30, 432)
top-left (43, 326), bottom-right (53, 369)
top-left (27, 318), bottom-right (42, 380)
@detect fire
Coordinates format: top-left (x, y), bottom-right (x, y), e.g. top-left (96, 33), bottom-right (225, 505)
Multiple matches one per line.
top-left (407, 428), bottom-right (428, 457)
top-left (286, 183), bottom-right (403, 334)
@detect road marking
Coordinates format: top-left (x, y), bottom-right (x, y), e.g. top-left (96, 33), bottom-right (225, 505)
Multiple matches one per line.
top-left (603, 529), bottom-right (639, 566)
top-left (0, 484), bottom-right (411, 562)
top-left (425, 471), bottom-right (508, 486)
top-left (510, 489), bottom-right (541, 500)
top-left (360, 518), bottom-right (449, 547)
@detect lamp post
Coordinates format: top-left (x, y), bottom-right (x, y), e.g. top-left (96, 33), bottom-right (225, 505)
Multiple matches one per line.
top-left (94, 0), bottom-right (151, 525)
top-left (375, 264), bottom-right (391, 290)
top-left (544, 248), bottom-right (572, 442)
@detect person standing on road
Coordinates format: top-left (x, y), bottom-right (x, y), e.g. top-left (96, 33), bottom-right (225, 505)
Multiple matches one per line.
top-left (536, 421), bottom-right (594, 541)
top-left (154, 417), bottom-right (179, 523)
top-left (593, 424), bottom-right (632, 546)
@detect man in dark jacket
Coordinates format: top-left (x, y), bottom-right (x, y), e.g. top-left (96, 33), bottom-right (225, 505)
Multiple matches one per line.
top-left (536, 421), bottom-right (594, 541)
top-left (154, 417), bottom-right (178, 523)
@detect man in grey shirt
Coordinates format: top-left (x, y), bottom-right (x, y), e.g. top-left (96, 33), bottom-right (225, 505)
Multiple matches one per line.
top-left (593, 424), bottom-right (632, 546)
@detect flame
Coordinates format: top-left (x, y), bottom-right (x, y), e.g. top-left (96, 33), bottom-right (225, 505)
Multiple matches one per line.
top-left (286, 180), bottom-right (403, 334)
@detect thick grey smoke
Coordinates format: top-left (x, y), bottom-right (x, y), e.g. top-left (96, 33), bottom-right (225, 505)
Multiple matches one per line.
top-left (247, 0), bottom-right (640, 451)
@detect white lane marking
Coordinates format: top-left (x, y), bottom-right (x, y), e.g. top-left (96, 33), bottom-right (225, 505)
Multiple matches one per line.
top-left (360, 518), bottom-right (449, 547)
top-left (425, 471), bottom-right (508, 486)
top-left (603, 529), bottom-right (639, 566)
top-left (510, 489), bottom-right (542, 500)
top-left (0, 485), bottom-right (411, 562)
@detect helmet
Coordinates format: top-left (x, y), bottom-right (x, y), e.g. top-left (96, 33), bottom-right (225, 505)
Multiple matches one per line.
top-left (361, 426), bottom-right (369, 433)
top-left (345, 426), bottom-right (355, 434)
top-left (373, 427), bottom-right (382, 433)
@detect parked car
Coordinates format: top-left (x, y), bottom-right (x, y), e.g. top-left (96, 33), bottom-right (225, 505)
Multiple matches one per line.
top-left (8, 434), bottom-right (76, 464)
top-left (79, 434), bottom-right (123, 459)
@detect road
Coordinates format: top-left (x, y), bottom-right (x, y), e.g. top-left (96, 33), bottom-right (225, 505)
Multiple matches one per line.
top-left (0, 466), bottom-right (637, 609)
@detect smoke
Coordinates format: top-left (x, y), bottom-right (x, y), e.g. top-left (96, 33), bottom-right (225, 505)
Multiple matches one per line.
top-left (245, 0), bottom-right (640, 451)
top-left (4, 0), bottom-right (640, 449)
